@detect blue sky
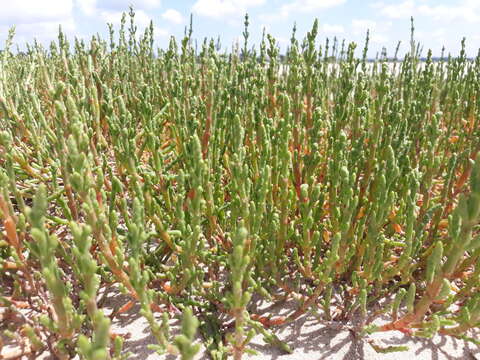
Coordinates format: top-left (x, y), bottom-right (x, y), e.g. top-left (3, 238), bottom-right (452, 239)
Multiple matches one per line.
top-left (1, 0), bottom-right (479, 57)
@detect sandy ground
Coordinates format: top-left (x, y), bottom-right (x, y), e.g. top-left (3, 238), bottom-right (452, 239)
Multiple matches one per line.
top-left (102, 289), bottom-right (480, 360)
top-left (2, 287), bottom-right (479, 359)
top-left (111, 306), bottom-right (480, 360)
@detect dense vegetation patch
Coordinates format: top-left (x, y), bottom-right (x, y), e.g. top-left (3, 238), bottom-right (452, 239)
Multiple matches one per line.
top-left (1, 11), bottom-right (479, 359)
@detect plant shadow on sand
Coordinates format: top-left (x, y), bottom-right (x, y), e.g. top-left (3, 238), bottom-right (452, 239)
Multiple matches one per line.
top-left (100, 288), bottom-right (479, 359)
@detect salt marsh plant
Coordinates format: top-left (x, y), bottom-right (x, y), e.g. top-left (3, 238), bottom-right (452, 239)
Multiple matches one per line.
top-left (0, 10), bottom-right (480, 359)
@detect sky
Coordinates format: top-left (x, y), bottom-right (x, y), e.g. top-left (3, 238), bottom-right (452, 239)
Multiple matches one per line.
top-left (0, 0), bottom-right (479, 57)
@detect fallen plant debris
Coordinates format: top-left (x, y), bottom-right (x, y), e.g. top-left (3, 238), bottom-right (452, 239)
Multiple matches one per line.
top-left (0, 10), bottom-right (480, 359)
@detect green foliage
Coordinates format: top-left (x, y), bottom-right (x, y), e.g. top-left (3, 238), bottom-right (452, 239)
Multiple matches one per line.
top-left (173, 307), bottom-right (201, 360)
top-left (0, 10), bottom-right (479, 359)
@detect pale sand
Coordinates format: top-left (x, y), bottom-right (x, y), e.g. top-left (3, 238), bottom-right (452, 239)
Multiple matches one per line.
top-left (102, 288), bottom-right (480, 360)
top-left (2, 287), bottom-right (478, 359)
top-left (111, 307), bottom-right (480, 360)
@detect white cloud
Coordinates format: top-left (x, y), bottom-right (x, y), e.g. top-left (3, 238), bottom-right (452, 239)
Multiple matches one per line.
top-left (432, 28), bottom-right (446, 39)
top-left (154, 27), bottom-right (169, 38)
top-left (0, 0), bottom-right (77, 47)
top-left (77, 0), bottom-right (162, 16)
top-left (282, 0), bottom-right (346, 14)
top-left (0, 19), bottom-right (76, 47)
top-left (21, 19), bottom-right (76, 36)
top-left (260, 0), bottom-right (345, 22)
top-left (375, 0), bottom-right (480, 23)
top-left (352, 19), bottom-right (377, 35)
top-left (376, 0), bottom-right (415, 19)
top-left (161, 9), bottom-right (185, 25)
top-left (76, 0), bottom-right (97, 16)
top-left (99, 11), bottom-right (125, 25)
top-left (95, 0), bottom-right (161, 11)
top-left (371, 33), bottom-right (388, 44)
top-left (133, 10), bottom-right (154, 28)
top-left (418, 4), bottom-right (479, 23)
top-left (136, 0), bottom-right (161, 7)
top-left (192, 0), bottom-right (265, 19)
top-left (322, 24), bottom-right (345, 34)
top-left (0, 0), bottom-right (73, 25)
